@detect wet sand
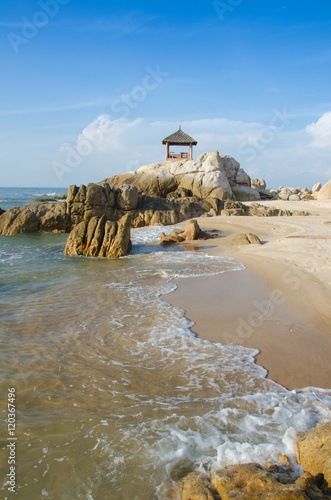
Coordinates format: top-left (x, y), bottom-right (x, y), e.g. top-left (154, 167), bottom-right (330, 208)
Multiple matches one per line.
top-left (165, 200), bottom-right (331, 390)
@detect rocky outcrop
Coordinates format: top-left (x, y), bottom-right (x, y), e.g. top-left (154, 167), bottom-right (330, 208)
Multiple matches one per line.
top-left (312, 182), bottom-right (322, 194)
top-left (0, 187), bottom-right (310, 237)
top-left (250, 178), bottom-right (278, 200)
top-left (220, 201), bottom-right (309, 217)
top-left (270, 184), bottom-right (324, 201)
top-left (66, 182), bottom-right (221, 228)
top-left (105, 151), bottom-right (260, 202)
top-left (252, 181), bottom-right (329, 201)
top-left (172, 462), bottom-right (330, 499)
top-left (231, 233), bottom-right (262, 246)
top-left (0, 207), bottom-right (5, 216)
top-left (158, 219), bottom-right (211, 246)
top-left (316, 180), bottom-right (331, 200)
top-left (0, 202), bottom-right (70, 236)
top-left (64, 214), bottom-right (132, 258)
top-left (171, 422), bottom-right (331, 499)
top-left (295, 422), bottom-right (331, 486)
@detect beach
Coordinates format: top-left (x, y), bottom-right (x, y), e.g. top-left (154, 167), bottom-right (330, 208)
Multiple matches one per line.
top-left (166, 199), bottom-right (331, 391)
top-left (1, 190), bottom-right (331, 499)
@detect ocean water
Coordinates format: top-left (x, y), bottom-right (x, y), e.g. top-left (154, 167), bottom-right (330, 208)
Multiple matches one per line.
top-left (0, 187), bottom-right (67, 211)
top-left (1, 188), bottom-right (331, 500)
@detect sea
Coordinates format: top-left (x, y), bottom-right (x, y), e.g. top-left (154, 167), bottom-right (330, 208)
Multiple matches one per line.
top-left (1, 187), bottom-right (331, 500)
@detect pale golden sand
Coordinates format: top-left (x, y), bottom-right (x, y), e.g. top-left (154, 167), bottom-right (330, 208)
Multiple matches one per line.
top-left (165, 200), bottom-right (331, 390)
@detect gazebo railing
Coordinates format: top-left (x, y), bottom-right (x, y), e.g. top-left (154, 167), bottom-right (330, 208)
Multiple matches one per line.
top-left (168, 152), bottom-right (190, 160)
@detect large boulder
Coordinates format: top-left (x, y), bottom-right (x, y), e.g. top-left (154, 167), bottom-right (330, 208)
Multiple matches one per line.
top-left (115, 184), bottom-right (139, 211)
top-left (158, 219), bottom-right (211, 246)
top-left (231, 233), bottom-right (262, 246)
top-left (316, 179), bottom-right (331, 200)
top-left (0, 202), bottom-right (70, 236)
top-left (231, 185), bottom-right (261, 201)
top-left (64, 214), bottom-right (132, 258)
top-left (172, 463), bottom-right (330, 499)
top-left (105, 151), bottom-right (259, 202)
top-left (295, 422), bottom-right (331, 486)
top-left (312, 182), bottom-right (322, 193)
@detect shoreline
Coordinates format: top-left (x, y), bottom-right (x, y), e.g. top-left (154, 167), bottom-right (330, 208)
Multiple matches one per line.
top-left (164, 200), bottom-right (331, 391)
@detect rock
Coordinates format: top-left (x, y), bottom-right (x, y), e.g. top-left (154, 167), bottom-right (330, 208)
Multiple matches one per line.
top-left (289, 194), bottom-right (301, 201)
top-left (295, 421), bottom-right (331, 486)
top-left (258, 188), bottom-right (277, 200)
top-left (316, 179), bottom-right (331, 200)
top-left (231, 185), bottom-right (261, 201)
top-left (172, 463), bottom-right (330, 499)
top-left (301, 194), bottom-right (315, 201)
top-left (158, 219), bottom-right (210, 246)
top-left (235, 168), bottom-right (251, 185)
top-left (220, 200), bottom-right (246, 216)
top-left (251, 178), bottom-right (267, 190)
top-left (105, 151), bottom-right (259, 201)
top-left (0, 184), bottom-right (311, 237)
top-left (0, 207), bottom-right (5, 216)
top-left (278, 187), bottom-right (292, 200)
top-left (0, 202), bottom-right (70, 236)
top-left (115, 184), bottom-right (139, 211)
top-left (231, 233), bottom-right (262, 246)
top-left (173, 472), bottom-right (216, 500)
top-left (210, 463), bottom-right (328, 499)
top-left (312, 182), bottom-right (322, 193)
top-left (64, 214), bottom-right (132, 258)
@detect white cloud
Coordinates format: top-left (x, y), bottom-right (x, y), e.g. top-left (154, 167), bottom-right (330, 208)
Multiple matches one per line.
top-left (306, 111), bottom-right (331, 148)
top-left (55, 113), bottom-right (331, 188)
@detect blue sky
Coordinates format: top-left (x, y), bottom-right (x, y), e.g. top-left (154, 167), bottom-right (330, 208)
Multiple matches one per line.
top-left (1, 0), bottom-right (331, 189)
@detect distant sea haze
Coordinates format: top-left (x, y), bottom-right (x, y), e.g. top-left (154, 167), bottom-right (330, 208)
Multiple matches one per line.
top-left (1, 188), bottom-right (331, 498)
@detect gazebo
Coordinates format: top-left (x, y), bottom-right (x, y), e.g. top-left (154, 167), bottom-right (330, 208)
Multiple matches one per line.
top-left (162, 126), bottom-right (198, 161)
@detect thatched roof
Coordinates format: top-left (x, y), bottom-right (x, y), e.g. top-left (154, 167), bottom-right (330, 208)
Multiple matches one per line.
top-left (162, 126), bottom-right (198, 145)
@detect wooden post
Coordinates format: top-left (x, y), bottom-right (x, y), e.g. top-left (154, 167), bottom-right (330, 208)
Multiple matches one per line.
top-left (190, 143), bottom-right (193, 160)
top-left (166, 142), bottom-right (169, 160)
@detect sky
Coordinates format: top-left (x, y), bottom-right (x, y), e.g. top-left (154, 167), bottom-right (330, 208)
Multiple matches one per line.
top-left (1, 0), bottom-right (331, 189)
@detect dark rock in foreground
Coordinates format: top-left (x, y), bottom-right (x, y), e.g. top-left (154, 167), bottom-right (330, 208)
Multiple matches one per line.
top-left (172, 462), bottom-right (330, 499)
top-left (295, 422), bottom-right (331, 487)
top-left (64, 213), bottom-right (131, 259)
top-left (170, 422), bottom-right (331, 499)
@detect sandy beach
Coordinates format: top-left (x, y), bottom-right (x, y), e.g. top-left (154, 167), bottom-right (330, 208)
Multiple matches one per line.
top-left (165, 200), bottom-right (331, 390)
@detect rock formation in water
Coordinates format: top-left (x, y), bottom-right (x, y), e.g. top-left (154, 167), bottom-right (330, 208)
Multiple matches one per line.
top-left (0, 202), bottom-right (70, 236)
top-left (64, 213), bottom-right (132, 258)
top-left (172, 462), bottom-right (330, 499)
top-left (295, 421), bottom-right (331, 486)
top-left (0, 187), bottom-right (310, 236)
top-left (0, 182), bottom-right (224, 236)
top-left (158, 219), bottom-right (212, 246)
top-left (170, 421), bottom-right (331, 499)
top-left (105, 150), bottom-right (260, 202)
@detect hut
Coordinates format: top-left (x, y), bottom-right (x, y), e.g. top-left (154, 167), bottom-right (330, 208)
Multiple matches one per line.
top-left (162, 126), bottom-right (198, 161)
